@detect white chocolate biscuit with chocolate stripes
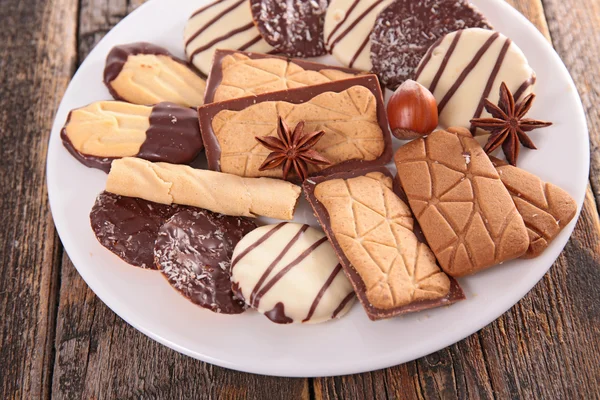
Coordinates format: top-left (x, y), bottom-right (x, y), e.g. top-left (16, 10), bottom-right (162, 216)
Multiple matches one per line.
top-left (231, 223), bottom-right (355, 324)
top-left (415, 28), bottom-right (536, 132)
top-left (324, 0), bottom-right (394, 71)
top-left (184, 0), bottom-right (274, 75)
top-left (106, 157), bottom-right (301, 220)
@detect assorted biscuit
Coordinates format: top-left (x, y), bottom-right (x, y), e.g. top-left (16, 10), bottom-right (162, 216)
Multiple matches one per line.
top-left (61, 0), bottom-right (577, 324)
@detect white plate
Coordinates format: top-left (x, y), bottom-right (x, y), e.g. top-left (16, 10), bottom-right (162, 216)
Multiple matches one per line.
top-left (47, 0), bottom-right (589, 377)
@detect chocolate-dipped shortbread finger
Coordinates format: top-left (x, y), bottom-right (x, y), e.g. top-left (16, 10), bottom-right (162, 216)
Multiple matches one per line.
top-left (62, 101), bottom-right (203, 172)
top-left (304, 167), bottom-right (464, 321)
top-left (199, 74), bottom-right (392, 182)
top-left (204, 50), bottom-right (360, 104)
top-left (491, 157), bottom-right (577, 258)
top-left (394, 127), bottom-right (530, 277)
top-left (106, 157), bottom-right (301, 220)
top-left (155, 208), bottom-right (256, 314)
top-left (104, 43), bottom-right (206, 107)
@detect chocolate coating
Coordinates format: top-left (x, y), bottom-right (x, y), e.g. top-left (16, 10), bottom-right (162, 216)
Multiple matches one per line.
top-left (250, 0), bottom-right (328, 57)
top-left (198, 74), bottom-right (392, 179)
top-left (370, 0), bottom-right (492, 89)
top-left (61, 102), bottom-right (203, 173)
top-left (90, 191), bottom-right (182, 269)
top-left (203, 49), bottom-right (362, 104)
top-left (303, 166), bottom-right (466, 320)
top-left (154, 208), bottom-right (256, 314)
top-left (264, 302), bottom-right (293, 324)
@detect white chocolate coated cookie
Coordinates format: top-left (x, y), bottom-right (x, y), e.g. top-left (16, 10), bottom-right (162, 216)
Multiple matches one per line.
top-left (324, 0), bottom-right (394, 71)
top-left (415, 28), bottom-right (536, 132)
top-left (231, 223), bottom-right (355, 324)
top-left (184, 0), bottom-right (274, 75)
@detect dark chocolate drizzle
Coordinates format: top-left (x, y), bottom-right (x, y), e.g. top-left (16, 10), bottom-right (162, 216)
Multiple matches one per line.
top-left (198, 74), bottom-right (392, 179)
top-left (428, 30), bottom-right (463, 94)
top-left (331, 291), bottom-right (355, 319)
top-left (265, 302), bottom-right (293, 324)
top-left (185, 0), bottom-right (246, 47)
top-left (513, 75), bottom-right (537, 102)
top-left (154, 208), bottom-right (256, 314)
top-left (302, 166), bottom-right (466, 321)
top-left (61, 102), bottom-right (203, 173)
top-left (325, 0), bottom-right (360, 48)
top-left (90, 191), bottom-right (181, 269)
top-left (303, 263), bottom-right (343, 322)
top-left (203, 49), bottom-right (362, 104)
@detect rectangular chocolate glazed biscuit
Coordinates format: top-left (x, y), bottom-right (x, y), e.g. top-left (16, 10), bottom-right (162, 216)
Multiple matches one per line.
top-left (394, 127), bottom-right (530, 277)
top-left (303, 166), bottom-right (465, 321)
top-left (204, 50), bottom-right (362, 103)
top-left (490, 157), bottom-right (578, 258)
top-left (199, 75), bottom-right (392, 181)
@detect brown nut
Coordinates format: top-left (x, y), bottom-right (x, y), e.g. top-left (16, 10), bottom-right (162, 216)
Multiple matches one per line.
top-left (387, 80), bottom-right (438, 140)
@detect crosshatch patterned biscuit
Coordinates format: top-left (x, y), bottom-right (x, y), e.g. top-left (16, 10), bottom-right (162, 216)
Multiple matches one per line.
top-left (394, 127), bottom-right (529, 277)
top-left (199, 75), bottom-right (392, 181)
top-left (490, 157), bottom-right (578, 258)
top-left (304, 166), bottom-right (465, 320)
top-left (204, 50), bottom-right (360, 103)
top-left (61, 101), bottom-right (203, 172)
top-left (104, 43), bottom-right (206, 107)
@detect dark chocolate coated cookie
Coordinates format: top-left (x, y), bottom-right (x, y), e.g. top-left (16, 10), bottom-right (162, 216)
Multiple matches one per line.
top-left (154, 208), bottom-right (256, 314)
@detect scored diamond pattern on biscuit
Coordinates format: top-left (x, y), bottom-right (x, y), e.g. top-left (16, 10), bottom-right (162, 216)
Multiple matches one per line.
top-left (396, 129), bottom-right (528, 275)
top-left (315, 172), bottom-right (450, 309)
top-left (212, 86), bottom-right (386, 178)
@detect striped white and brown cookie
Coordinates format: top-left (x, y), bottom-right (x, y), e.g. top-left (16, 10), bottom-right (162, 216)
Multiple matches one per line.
top-left (415, 28), bottom-right (536, 132)
top-left (231, 223), bottom-right (355, 324)
top-left (184, 0), bottom-right (274, 76)
top-left (104, 43), bottom-right (206, 107)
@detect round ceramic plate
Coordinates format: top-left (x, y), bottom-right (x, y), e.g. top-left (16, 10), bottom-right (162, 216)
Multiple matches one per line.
top-left (47, 0), bottom-right (589, 377)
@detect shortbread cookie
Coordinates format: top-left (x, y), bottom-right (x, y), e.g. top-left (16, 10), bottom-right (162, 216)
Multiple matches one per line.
top-left (370, 0), bottom-right (491, 89)
top-left (62, 101), bottom-right (203, 172)
top-left (104, 43), bottom-right (206, 107)
top-left (231, 223), bottom-right (355, 324)
top-left (304, 167), bottom-right (464, 320)
top-left (249, 0), bottom-right (328, 57)
top-left (155, 208), bottom-right (256, 314)
top-left (415, 28), bottom-right (536, 132)
top-left (106, 157), bottom-right (301, 220)
top-left (394, 127), bottom-right (529, 276)
top-left (204, 50), bottom-right (359, 103)
top-left (90, 191), bottom-right (182, 269)
top-left (184, 0), bottom-right (274, 76)
top-left (491, 157), bottom-right (578, 258)
top-left (324, 0), bottom-right (394, 70)
top-left (199, 75), bottom-right (392, 181)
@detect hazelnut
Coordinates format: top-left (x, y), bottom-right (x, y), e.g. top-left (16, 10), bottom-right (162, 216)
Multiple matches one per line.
top-left (387, 80), bottom-right (438, 140)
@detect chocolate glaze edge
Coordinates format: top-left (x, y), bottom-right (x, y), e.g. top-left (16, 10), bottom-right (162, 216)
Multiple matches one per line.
top-left (203, 49), bottom-right (365, 104)
top-left (303, 166), bottom-right (465, 321)
top-left (198, 74), bottom-right (393, 181)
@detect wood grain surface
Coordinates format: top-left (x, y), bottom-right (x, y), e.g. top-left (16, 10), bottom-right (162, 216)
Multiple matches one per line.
top-left (0, 0), bottom-right (598, 399)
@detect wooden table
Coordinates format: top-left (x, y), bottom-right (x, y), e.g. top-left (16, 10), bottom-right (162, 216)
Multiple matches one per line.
top-left (1, 0), bottom-right (598, 398)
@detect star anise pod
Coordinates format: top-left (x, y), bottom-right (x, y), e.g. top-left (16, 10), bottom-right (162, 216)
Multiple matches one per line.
top-left (470, 82), bottom-right (552, 166)
top-left (255, 117), bottom-right (331, 182)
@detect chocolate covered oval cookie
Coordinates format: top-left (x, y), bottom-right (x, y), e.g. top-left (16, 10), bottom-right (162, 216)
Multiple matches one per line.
top-left (370, 0), bottom-right (492, 89)
top-left (90, 191), bottom-right (182, 269)
top-left (104, 43), bottom-right (206, 107)
top-left (155, 208), bottom-right (256, 314)
top-left (231, 223), bottom-right (355, 324)
top-left (62, 101), bottom-right (203, 172)
top-left (249, 0), bottom-right (328, 57)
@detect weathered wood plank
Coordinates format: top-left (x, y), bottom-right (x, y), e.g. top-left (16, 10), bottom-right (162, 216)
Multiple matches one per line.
top-left (50, 1), bottom-right (309, 399)
top-left (314, 0), bottom-right (600, 397)
top-left (0, 1), bottom-right (77, 399)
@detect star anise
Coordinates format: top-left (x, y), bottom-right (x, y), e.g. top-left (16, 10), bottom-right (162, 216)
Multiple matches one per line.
top-left (470, 82), bottom-right (552, 166)
top-left (255, 117), bottom-right (331, 181)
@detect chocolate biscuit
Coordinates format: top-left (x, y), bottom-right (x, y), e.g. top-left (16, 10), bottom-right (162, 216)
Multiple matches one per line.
top-left (62, 101), bottom-right (203, 172)
top-left (204, 49), bottom-right (360, 103)
top-left (304, 166), bottom-right (464, 320)
top-left (491, 157), bottom-right (578, 258)
top-left (199, 75), bottom-right (392, 181)
top-left (104, 43), bottom-right (206, 107)
top-left (394, 127), bottom-right (529, 276)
